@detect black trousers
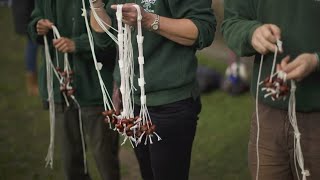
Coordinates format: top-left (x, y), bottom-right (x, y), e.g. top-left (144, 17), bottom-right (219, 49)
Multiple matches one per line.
top-left (55, 104), bottom-right (120, 180)
top-left (134, 97), bottom-right (201, 180)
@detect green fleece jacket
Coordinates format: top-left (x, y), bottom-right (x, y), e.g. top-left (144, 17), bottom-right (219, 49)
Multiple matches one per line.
top-left (94, 0), bottom-right (216, 106)
top-left (28, 0), bottom-right (116, 106)
top-left (222, 0), bottom-right (320, 112)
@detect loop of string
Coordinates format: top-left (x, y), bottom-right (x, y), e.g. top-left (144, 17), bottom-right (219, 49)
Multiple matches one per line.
top-left (133, 5), bottom-right (161, 145)
top-left (80, 1), bottom-right (161, 147)
top-left (43, 25), bottom-right (87, 173)
top-left (116, 5), bottom-right (136, 146)
top-left (255, 40), bottom-right (309, 180)
top-left (81, 0), bottom-right (115, 113)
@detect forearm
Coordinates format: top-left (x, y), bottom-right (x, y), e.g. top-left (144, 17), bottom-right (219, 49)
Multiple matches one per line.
top-left (90, 3), bottom-right (112, 32)
top-left (155, 16), bottom-right (199, 46)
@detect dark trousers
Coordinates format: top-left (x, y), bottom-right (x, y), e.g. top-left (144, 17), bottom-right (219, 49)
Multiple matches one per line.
top-left (133, 97), bottom-right (201, 180)
top-left (249, 102), bottom-right (320, 180)
top-left (55, 104), bottom-right (120, 180)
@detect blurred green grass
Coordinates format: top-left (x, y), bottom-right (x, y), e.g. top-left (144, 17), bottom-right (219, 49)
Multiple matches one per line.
top-left (0, 6), bottom-right (252, 180)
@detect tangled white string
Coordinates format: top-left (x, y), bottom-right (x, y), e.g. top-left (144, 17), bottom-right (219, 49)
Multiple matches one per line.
top-left (43, 26), bottom-right (87, 173)
top-left (255, 40), bottom-right (309, 180)
top-left (80, 1), bottom-right (161, 146)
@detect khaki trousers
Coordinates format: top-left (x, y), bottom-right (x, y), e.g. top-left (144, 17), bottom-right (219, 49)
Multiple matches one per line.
top-left (249, 103), bottom-right (320, 180)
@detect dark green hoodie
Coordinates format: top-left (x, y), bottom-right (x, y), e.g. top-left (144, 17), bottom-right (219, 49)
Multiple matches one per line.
top-left (222, 0), bottom-right (320, 112)
top-left (28, 0), bottom-right (116, 106)
top-left (94, 0), bottom-right (216, 106)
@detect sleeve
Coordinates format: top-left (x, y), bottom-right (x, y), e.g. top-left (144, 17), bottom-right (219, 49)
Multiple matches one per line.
top-left (221, 0), bottom-right (262, 57)
top-left (27, 0), bottom-right (48, 44)
top-left (72, 33), bottom-right (91, 53)
top-left (167, 0), bottom-right (216, 50)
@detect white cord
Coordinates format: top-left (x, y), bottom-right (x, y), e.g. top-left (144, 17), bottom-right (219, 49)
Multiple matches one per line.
top-left (43, 26), bottom-right (87, 173)
top-left (133, 4), bottom-right (161, 144)
top-left (44, 35), bottom-right (55, 169)
top-left (255, 40), bottom-right (309, 180)
top-left (288, 81), bottom-right (309, 180)
top-left (89, 0), bottom-right (118, 44)
top-left (255, 41), bottom-right (281, 180)
top-left (81, 0), bottom-right (115, 112)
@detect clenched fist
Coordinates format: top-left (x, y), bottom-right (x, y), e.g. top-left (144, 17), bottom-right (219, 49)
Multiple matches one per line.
top-left (251, 24), bottom-right (282, 55)
top-left (53, 37), bottom-right (76, 53)
top-left (36, 19), bottom-right (53, 35)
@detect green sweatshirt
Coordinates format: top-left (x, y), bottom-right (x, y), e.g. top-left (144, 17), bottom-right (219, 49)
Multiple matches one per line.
top-left (28, 0), bottom-right (116, 106)
top-left (94, 0), bottom-right (216, 106)
top-left (222, 0), bottom-right (320, 112)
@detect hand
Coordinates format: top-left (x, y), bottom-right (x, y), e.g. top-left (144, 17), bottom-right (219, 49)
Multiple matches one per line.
top-left (111, 3), bottom-right (155, 29)
top-left (251, 24), bottom-right (282, 55)
top-left (278, 53), bottom-right (319, 81)
top-left (52, 37), bottom-right (75, 53)
top-left (36, 19), bottom-right (53, 35)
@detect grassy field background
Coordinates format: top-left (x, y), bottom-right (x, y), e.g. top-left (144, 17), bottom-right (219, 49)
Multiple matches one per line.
top-left (0, 6), bottom-right (253, 180)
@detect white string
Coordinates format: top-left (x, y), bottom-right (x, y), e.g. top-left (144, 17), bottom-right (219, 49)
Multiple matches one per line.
top-left (255, 41), bottom-right (281, 180)
top-left (288, 81), bottom-right (310, 180)
top-left (89, 0), bottom-right (119, 44)
top-left (44, 35), bottom-right (55, 169)
top-left (43, 26), bottom-right (87, 173)
top-left (255, 54), bottom-right (263, 180)
top-left (255, 40), bottom-right (309, 180)
top-left (116, 5), bottom-right (135, 120)
top-left (133, 4), bottom-right (161, 144)
top-left (80, 0), bottom-right (115, 112)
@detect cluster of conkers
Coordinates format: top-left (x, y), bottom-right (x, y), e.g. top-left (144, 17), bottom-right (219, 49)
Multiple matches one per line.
top-left (56, 67), bottom-right (75, 97)
top-left (102, 109), bottom-right (156, 140)
top-left (261, 75), bottom-right (290, 100)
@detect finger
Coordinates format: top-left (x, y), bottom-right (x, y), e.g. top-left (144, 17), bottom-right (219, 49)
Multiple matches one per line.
top-left (44, 19), bottom-right (53, 28)
top-left (110, 4), bottom-right (117, 10)
top-left (122, 4), bottom-right (136, 13)
top-left (280, 55), bottom-right (290, 69)
top-left (286, 67), bottom-right (303, 80)
top-left (52, 38), bottom-right (62, 46)
top-left (269, 24), bottom-right (281, 40)
top-left (253, 40), bottom-right (268, 55)
top-left (258, 36), bottom-right (277, 53)
top-left (37, 30), bottom-right (46, 35)
top-left (61, 46), bottom-right (69, 53)
top-left (262, 28), bottom-right (277, 44)
top-left (276, 64), bottom-right (282, 71)
top-left (58, 43), bottom-right (67, 52)
top-left (37, 28), bottom-right (46, 34)
top-left (283, 58), bottom-right (301, 74)
top-left (54, 39), bottom-right (66, 49)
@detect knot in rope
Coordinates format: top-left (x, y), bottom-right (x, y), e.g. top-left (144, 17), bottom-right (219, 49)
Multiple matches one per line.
top-left (294, 132), bottom-right (301, 139)
top-left (302, 170), bottom-right (310, 176)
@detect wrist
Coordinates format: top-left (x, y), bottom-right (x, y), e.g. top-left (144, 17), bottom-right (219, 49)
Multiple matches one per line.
top-left (142, 13), bottom-right (158, 31)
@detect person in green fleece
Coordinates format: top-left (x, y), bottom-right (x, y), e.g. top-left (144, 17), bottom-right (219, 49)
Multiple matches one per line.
top-left (222, 0), bottom-right (320, 179)
top-left (28, 0), bottom-right (120, 180)
top-left (90, 0), bottom-right (216, 179)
